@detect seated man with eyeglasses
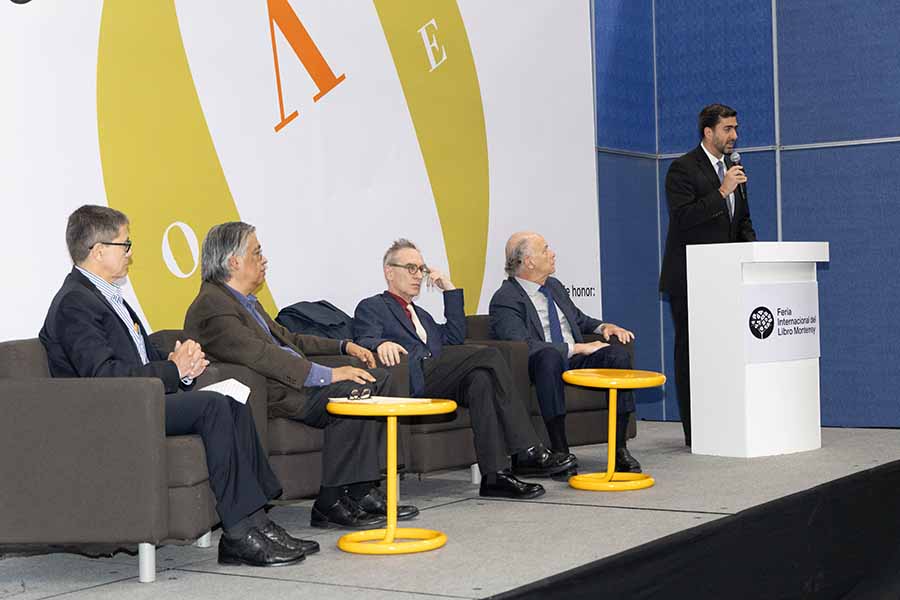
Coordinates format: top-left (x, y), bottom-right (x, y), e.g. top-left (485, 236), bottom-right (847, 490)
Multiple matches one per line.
top-left (184, 222), bottom-right (418, 530)
top-left (40, 205), bottom-right (307, 567)
top-left (353, 239), bottom-right (577, 500)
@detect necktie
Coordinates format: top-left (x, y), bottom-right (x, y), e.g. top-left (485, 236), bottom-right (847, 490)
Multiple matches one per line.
top-left (716, 160), bottom-right (734, 220)
top-left (538, 285), bottom-right (564, 344)
top-left (406, 304), bottom-right (428, 343)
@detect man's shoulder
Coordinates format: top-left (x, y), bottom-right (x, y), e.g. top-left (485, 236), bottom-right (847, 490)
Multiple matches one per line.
top-left (669, 145), bottom-right (704, 171)
top-left (186, 282), bottom-right (235, 317)
top-left (490, 278), bottom-right (520, 301)
top-left (355, 293), bottom-right (388, 315)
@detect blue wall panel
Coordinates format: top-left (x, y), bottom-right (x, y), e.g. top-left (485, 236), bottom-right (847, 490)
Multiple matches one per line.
top-left (658, 157), bottom-right (679, 421)
top-left (778, 0), bottom-right (900, 145)
top-left (655, 0), bottom-right (775, 154)
top-left (740, 151), bottom-right (777, 243)
top-left (594, 0), bottom-right (656, 153)
top-left (597, 152), bottom-right (664, 418)
top-left (782, 143), bottom-right (900, 427)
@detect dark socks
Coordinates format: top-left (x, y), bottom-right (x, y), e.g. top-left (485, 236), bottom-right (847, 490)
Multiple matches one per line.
top-left (347, 480), bottom-right (376, 500)
top-left (223, 508), bottom-right (269, 540)
top-left (313, 485), bottom-right (346, 511)
top-left (544, 415), bottom-right (569, 454)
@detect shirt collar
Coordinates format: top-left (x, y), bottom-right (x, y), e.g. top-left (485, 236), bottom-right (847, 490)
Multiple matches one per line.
top-left (225, 284), bottom-right (258, 310)
top-left (76, 265), bottom-right (122, 303)
top-left (515, 276), bottom-right (542, 297)
top-left (700, 142), bottom-right (725, 171)
top-left (386, 290), bottom-right (412, 308)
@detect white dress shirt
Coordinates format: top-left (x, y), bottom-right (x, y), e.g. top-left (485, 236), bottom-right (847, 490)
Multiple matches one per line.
top-left (700, 142), bottom-right (734, 217)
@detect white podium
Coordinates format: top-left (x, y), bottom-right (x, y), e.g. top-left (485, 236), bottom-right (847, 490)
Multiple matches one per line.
top-left (686, 241), bottom-right (829, 457)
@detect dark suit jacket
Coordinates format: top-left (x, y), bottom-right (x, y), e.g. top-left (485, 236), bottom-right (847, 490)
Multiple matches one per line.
top-left (659, 144), bottom-right (757, 296)
top-left (489, 276), bottom-right (603, 363)
top-left (353, 289), bottom-right (465, 397)
top-left (184, 281), bottom-right (342, 418)
top-left (39, 267), bottom-right (181, 393)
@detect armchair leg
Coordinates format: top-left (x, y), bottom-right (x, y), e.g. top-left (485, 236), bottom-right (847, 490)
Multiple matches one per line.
top-left (138, 543), bottom-right (156, 583)
top-left (194, 531), bottom-right (212, 548)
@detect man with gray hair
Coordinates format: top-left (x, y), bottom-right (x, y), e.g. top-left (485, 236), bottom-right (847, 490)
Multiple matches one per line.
top-left (489, 231), bottom-right (642, 474)
top-left (40, 205), bottom-right (306, 567)
top-left (353, 239), bottom-right (576, 500)
top-left (185, 222), bottom-right (419, 530)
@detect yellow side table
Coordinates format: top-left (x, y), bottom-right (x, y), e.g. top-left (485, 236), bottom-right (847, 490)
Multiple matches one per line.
top-left (562, 368), bottom-right (665, 491)
top-left (326, 399), bottom-right (457, 554)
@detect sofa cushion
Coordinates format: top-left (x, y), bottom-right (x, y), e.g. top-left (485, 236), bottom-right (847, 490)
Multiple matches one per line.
top-left (466, 315), bottom-right (491, 340)
top-left (0, 339), bottom-right (50, 378)
top-left (268, 418), bottom-right (324, 454)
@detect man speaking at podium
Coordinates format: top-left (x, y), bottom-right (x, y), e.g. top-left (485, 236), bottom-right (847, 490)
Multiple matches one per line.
top-left (660, 103), bottom-right (757, 447)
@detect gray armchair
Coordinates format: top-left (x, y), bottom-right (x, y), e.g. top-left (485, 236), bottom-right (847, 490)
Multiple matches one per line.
top-left (0, 337), bottom-right (218, 583)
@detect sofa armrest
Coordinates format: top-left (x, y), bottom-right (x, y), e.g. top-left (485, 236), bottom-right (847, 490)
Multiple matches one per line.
top-left (0, 378), bottom-right (169, 545)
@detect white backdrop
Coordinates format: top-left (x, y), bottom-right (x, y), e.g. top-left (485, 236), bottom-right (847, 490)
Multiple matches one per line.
top-left (1, 0), bottom-right (600, 340)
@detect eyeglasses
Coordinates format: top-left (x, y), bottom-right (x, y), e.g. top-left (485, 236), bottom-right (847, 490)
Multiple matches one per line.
top-left (92, 239), bottom-right (133, 253)
top-left (388, 263), bottom-right (430, 276)
top-left (348, 388), bottom-right (373, 400)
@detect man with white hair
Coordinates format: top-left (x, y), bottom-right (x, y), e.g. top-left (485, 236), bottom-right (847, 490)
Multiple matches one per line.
top-left (489, 231), bottom-right (642, 474)
top-left (353, 239), bottom-right (576, 500)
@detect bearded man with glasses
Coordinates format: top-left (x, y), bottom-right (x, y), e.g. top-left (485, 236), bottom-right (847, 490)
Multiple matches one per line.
top-left (353, 239), bottom-right (576, 500)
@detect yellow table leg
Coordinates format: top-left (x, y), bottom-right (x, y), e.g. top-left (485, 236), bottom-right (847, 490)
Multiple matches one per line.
top-left (569, 388), bottom-right (656, 492)
top-left (337, 416), bottom-right (448, 554)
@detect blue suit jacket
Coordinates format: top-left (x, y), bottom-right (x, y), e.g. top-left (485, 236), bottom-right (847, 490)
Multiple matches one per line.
top-left (489, 276), bottom-right (603, 362)
top-left (353, 289), bottom-right (466, 396)
top-left (39, 267), bottom-right (182, 393)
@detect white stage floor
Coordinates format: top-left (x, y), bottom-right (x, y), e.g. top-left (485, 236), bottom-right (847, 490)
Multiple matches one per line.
top-left (2, 421), bottom-right (897, 600)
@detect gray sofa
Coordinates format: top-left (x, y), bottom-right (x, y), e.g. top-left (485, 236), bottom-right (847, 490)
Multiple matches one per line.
top-left (0, 336), bottom-right (220, 583)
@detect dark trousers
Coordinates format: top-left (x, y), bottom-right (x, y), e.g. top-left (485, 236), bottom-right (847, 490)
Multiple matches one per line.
top-left (529, 342), bottom-right (636, 420)
top-left (422, 345), bottom-right (539, 474)
top-left (301, 368), bottom-right (390, 487)
top-left (670, 294), bottom-right (691, 442)
top-left (165, 391), bottom-right (281, 530)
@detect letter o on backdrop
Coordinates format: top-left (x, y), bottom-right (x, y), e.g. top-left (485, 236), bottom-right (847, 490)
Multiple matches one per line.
top-left (162, 221), bottom-right (199, 279)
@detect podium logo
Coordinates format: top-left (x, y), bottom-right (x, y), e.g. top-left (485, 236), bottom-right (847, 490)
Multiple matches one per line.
top-left (749, 306), bottom-right (775, 339)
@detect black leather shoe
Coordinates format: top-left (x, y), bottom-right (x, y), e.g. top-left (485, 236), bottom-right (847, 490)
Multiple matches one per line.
top-left (310, 495), bottom-right (387, 530)
top-left (218, 527), bottom-right (305, 567)
top-left (511, 445), bottom-right (578, 477)
top-left (259, 521), bottom-right (320, 555)
top-left (615, 447), bottom-right (642, 473)
top-left (480, 470), bottom-right (545, 499)
top-left (357, 486), bottom-right (420, 521)
top-left (550, 466), bottom-right (578, 482)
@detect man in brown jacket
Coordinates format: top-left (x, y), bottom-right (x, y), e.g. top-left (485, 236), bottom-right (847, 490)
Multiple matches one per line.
top-left (184, 221), bottom-right (418, 530)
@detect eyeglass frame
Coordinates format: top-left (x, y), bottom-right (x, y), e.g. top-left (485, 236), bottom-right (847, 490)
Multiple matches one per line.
top-left (348, 388), bottom-right (373, 400)
top-left (91, 239), bottom-right (133, 253)
top-left (388, 262), bottom-right (431, 276)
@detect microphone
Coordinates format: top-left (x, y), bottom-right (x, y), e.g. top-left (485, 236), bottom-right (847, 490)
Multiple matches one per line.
top-left (730, 151), bottom-right (747, 200)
